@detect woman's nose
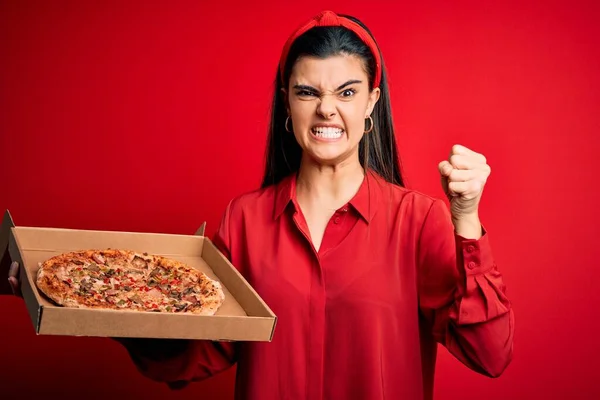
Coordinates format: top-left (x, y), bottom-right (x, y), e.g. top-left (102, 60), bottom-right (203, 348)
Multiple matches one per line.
top-left (316, 95), bottom-right (337, 118)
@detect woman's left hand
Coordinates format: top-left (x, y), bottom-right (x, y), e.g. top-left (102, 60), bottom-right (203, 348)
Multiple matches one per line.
top-left (438, 144), bottom-right (491, 221)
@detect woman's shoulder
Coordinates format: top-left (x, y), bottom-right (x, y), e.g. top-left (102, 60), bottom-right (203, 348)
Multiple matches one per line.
top-left (229, 186), bottom-right (276, 207)
top-left (222, 178), bottom-right (287, 218)
top-left (370, 172), bottom-right (445, 211)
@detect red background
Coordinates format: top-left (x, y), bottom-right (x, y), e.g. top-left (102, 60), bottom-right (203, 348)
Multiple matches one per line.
top-left (1, 0), bottom-right (599, 399)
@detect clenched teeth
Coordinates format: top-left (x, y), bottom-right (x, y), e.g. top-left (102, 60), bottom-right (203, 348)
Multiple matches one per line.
top-left (312, 127), bottom-right (343, 139)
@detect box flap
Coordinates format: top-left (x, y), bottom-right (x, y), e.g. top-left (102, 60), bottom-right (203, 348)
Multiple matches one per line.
top-left (0, 210), bottom-right (16, 295)
top-left (195, 222), bottom-right (206, 237)
top-left (8, 227), bottom-right (44, 332)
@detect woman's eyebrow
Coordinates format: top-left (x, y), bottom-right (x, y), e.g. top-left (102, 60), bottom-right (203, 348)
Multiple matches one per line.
top-left (293, 84), bottom-right (318, 91)
top-left (292, 79), bottom-right (363, 92)
top-left (335, 79), bottom-right (362, 90)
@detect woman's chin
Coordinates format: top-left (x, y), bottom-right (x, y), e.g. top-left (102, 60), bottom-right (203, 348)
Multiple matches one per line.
top-left (304, 148), bottom-right (356, 167)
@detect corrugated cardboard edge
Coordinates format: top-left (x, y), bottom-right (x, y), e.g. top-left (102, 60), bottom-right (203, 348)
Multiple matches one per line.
top-left (194, 222), bottom-right (206, 237)
top-left (0, 210), bottom-right (14, 264)
top-left (1, 210), bottom-right (45, 333)
top-left (193, 222), bottom-right (276, 342)
top-left (202, 237), bottom-right (278, 341)
top-left (0, 210), bottom-right (15, 295)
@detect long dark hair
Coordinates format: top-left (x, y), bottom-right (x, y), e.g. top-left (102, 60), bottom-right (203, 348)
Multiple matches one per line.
top-left (260, 14), bottom-right (404, 189)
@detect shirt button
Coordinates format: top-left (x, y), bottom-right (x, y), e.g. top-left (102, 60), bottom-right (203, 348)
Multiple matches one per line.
top-left (334, 217), bottom-right (341, 224)
top-left (467, 245), bottom-right (475, 253)
top-left (468, 261), bottom-right (476, 269)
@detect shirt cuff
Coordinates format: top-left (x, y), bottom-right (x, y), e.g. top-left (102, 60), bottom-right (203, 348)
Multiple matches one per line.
top-left (455, 226), bottom-right (495, 276)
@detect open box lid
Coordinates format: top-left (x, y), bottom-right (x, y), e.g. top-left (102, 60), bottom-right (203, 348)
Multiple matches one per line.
top-left (0, 209), bottom-right (277, 341)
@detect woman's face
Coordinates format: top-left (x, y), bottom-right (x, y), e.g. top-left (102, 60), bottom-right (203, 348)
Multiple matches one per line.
top-left (284, 54), bottom-right (380, 167)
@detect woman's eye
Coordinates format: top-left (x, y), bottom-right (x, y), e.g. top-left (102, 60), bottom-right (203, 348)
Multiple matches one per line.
top-left (341, 89), bottom-right (356, 97)
top-left (297, 90), bottom-right (316, 97)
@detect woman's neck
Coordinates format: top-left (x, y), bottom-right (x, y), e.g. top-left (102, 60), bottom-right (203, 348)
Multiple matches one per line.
top-left (296, 156), bottom-right (365, 210)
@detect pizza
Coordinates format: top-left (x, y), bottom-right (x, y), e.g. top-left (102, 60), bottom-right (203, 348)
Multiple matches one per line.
top-left (35, 249), bottom-right (225, 315)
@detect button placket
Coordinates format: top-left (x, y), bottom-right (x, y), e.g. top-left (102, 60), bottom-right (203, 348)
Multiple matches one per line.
top-left (333, 207), bottom-right (348, 225)
top-left (306, 256), bottom-right (326, 400)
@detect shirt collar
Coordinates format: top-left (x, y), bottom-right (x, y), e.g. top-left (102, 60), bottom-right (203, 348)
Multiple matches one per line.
top-left (273, 170), bottom-right (382, 223)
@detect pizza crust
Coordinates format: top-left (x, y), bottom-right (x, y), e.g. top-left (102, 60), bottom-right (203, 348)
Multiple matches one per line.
top-left (35, 249), bottom-right (225, 315)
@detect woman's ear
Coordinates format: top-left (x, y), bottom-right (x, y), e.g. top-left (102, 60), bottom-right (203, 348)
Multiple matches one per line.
top-left (366, 87), bottom-right (381, 117)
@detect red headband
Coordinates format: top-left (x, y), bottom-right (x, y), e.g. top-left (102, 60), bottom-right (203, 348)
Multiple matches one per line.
top-left (278, 10), bottom-right (382, 89)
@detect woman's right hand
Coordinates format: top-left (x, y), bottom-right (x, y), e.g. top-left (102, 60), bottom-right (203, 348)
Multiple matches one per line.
top-left (8, 261), bottom-right (22, 297)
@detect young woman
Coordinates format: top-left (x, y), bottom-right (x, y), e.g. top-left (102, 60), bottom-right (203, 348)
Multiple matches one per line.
top-left (8, 10), bottom-right (514, 400)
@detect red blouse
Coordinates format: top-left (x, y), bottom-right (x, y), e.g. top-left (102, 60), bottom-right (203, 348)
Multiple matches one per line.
top-left (123, 171), bottom-right (514, 400)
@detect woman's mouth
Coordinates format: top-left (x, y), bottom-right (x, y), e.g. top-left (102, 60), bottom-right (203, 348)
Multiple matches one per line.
top-left (311, 126), bottom-right (344, 141)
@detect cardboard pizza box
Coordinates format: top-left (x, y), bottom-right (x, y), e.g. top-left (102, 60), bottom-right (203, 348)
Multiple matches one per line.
top-left (0, 209), bottom-right (277, 341)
